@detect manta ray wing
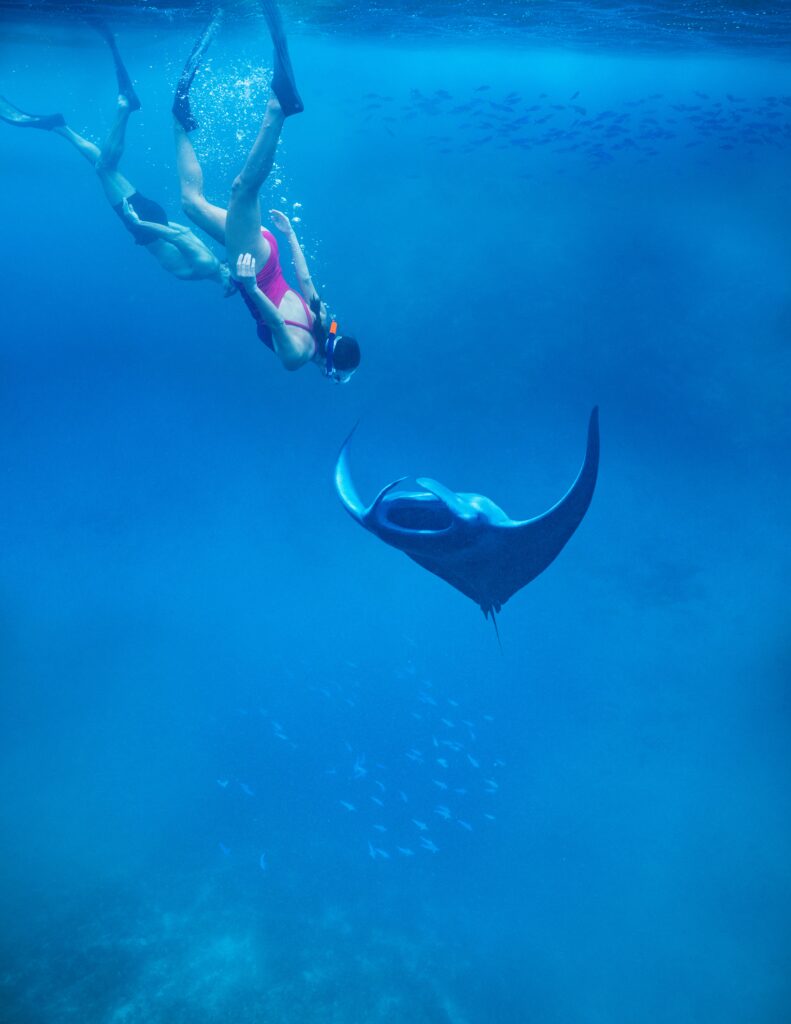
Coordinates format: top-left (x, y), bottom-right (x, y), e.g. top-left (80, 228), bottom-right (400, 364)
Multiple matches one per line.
top-left (483, 406), bottom-right (600, 609)
top-left (335, 423), bottom-right (367, 522)
top-left (397, 408), bottom-right (599, 614)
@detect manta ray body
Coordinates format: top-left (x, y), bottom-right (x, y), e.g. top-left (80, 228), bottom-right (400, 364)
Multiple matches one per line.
top-left (335, 408), bottom-right (600, 628)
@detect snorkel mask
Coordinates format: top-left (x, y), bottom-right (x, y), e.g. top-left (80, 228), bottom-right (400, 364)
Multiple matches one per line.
top-left (324, 321), bottom-right (356, 384)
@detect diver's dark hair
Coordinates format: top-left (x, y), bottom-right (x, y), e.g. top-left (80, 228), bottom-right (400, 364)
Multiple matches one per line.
top-left (309, 295), bottom-right (360, 370)
top-left (309, 295), bottom-right (327, 347)
top-left (333, 336), bottom-right (361, 371)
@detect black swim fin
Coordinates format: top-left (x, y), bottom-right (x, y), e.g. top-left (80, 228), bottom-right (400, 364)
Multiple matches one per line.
top-left (0, 95), bottom-right (65, 130)
top-left (173, 6), bottom-right (223, 132)
top-left (85, 15), bottom-right (141, 111)
top-left (260, 0), bottom-right (304, 116)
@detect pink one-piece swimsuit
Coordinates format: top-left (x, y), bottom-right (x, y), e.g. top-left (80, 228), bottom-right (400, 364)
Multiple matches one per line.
top-left (238, 228), bottom-right (314, 352)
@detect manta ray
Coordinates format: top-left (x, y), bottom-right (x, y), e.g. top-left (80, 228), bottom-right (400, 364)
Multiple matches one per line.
top-left (334, 408), bottom-right (600, 635)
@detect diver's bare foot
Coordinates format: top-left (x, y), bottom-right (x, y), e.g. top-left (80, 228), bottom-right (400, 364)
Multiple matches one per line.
top-left (266, 95), bottom-right (284, 118)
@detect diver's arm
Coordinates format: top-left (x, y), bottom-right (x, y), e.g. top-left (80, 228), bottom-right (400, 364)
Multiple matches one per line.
top-left (121, 198), bottom-right (183, 241)
top-left (158, 221), bottom-right (219, 264)
top-left (122, 201), bottom-right (218, 265)
top-left (270, 209), bottom-right (318, 302)
top-left (235, 254), bottom-right (314, 369)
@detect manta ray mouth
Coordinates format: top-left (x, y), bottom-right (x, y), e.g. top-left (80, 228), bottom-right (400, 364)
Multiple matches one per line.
top-left (378, 494), bottom-right (455, 533)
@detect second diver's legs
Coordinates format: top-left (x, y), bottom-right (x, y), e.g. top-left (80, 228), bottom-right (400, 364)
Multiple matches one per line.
top-left (95, 96), bottom-right (132, 173)
top-left (173, 122), bottom-right (227, 246)
top-left (223, 0), bottom-right (303, 262)
top-left (173, 0), bottom-right (301, 267)
top-left (52, 124), bottom-right (102, 165)
top-left (52, 98), bottom-right (136, 206)
top-left (225, 97), bottom-right (285, 269)
top-left (81, 19), bottom-right (140, 204)
top-left (172, 8), bottom-right (228, 246)
top-left (93, 99), bottom-right (137, 206)
top-left (2, 93), bottom-right (136, 207)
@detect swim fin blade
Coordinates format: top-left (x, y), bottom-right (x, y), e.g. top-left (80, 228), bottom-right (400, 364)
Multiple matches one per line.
top-left (172, 7), bottom-right (223, 132)
top-left (0, 96), bottom-right (65, 130)
top-left (260, 0), bottom-right (304, 116)
top-left (85, 15), bottom-right (142, 112)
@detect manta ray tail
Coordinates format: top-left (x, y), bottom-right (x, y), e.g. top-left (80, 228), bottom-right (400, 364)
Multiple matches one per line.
top-left (487, 609), bottom-right (503, 651)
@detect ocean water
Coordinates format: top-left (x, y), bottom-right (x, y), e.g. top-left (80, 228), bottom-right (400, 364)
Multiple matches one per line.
top-left (1, 2), bottom-right (790, 1022)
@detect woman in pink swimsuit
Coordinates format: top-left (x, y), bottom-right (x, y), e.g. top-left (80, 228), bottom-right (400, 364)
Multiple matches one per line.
top-left (170, 3), bottom-right (360, 382)
top-left (237, 222), bottom-right (315, 354)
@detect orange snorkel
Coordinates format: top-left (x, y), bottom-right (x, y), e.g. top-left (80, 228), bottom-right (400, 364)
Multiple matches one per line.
top-left (325, 320), bottom-right (339, 377)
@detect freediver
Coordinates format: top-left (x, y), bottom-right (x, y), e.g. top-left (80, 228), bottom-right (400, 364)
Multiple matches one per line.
top-left (0, 19), bottom-right (236, 293)
top-left (172, 1), bottom-right (361, 380)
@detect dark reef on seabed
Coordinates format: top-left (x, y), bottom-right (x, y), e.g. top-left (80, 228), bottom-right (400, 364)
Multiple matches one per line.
top-left (0, 867), bottom-right (472, 1024)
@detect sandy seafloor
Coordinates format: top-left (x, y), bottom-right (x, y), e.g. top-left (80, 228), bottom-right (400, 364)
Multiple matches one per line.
top-left (0, 2), bottom-right (789, 1021)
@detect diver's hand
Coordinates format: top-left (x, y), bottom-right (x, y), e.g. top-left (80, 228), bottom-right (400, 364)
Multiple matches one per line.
top-left (236, 253), bottom-right (258, 290)
top-left (122, 198), bottom-right (141, 224)
top-left (269, 209), bottom-right (292, 235)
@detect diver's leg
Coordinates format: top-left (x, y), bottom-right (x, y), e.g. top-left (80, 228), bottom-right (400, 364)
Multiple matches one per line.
top-left (171, 8), bottom-right (227, 244)
top-left (52, 111), bottom-right (134, 206)
top-left (52, 124), bottom-right (102, 165)
top-left (55, 125), bottom-right (134, 205)
top-left (225, 97), bottom-right (284, 266)
top-left (95, 168), bottom-right (136, 207)
top-left (174, 121), bottom-right (227, 245)
top-left (2, 94), bottom-right (134, 212)
top-left (48, 90), bottom-right (131, 172)
top-left (95, 97), bottom-right (133, 173)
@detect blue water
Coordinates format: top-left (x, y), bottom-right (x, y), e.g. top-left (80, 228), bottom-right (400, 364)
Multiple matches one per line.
top-left (1, 4), bottom-right (790, 1022)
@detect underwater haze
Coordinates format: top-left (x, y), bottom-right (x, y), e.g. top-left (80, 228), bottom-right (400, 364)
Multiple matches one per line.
top-left (1, 1), bottom-right (790, 1022)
